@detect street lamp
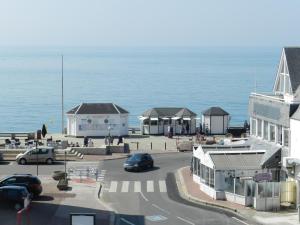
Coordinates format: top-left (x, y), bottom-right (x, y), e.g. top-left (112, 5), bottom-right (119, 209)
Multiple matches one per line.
top-left (108, 125), bottom-right (111, 154)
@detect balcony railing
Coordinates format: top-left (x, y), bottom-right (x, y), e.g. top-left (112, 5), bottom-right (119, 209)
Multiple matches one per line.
top-left (250, 92), bottom-right (285, 103)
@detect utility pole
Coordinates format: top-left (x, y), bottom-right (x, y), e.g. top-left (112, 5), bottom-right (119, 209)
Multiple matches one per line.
top-left (61, 55), bottom-right (64, 134)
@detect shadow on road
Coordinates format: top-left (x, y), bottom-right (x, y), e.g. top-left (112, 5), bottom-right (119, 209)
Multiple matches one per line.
top-left (34, 195), bottom-right (54, 201)
top-left (126, 166), bottom-right (160, 173)
top-left (0, 200), bottom-right (145, 225)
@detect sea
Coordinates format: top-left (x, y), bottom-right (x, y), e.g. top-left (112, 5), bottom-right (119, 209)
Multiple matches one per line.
top-left (0, 46), bottom-right (281, 133)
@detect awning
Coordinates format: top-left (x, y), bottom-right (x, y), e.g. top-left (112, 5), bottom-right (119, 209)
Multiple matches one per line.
top-left (172, 116), bottom-right (181, 120)
top-left (138, 116), bottom-right (148, 120)
top-left (162, 117), bottom-right (170, 120)
top-left (210, 152), bottom-right (265, 170)
top-left (150, 118), bottom-right (159, 121)
top-left (183, 118), bottom-right (191, 121)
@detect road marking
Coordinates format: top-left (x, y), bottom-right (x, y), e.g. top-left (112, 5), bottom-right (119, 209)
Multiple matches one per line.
top-left (139, 191), bottom-right (149, 202)
top-left (109, 181), bottom-right (118, 192)
top-left (159, 180), bottom-right (167, 192)
top-left (177, 216), bottom-right (195, 225)
top-left (121, 181), bottom-right (129, 192)
top-left (120, 218), bottom-right (135, 225)
top-left (151, 204), bottom-right (170, 214)
top-left (147, 180), bottom-right (154, 192)
top-left (134, 181), bottom-right (141, 192)
top-left (232, 217), bottom-right (250, 225)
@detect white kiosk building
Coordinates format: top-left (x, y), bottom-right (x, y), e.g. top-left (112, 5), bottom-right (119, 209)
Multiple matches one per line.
top-left (66, 103), bottom-right (129, 137)
top-left (202, 107), bottom-right (230, 135)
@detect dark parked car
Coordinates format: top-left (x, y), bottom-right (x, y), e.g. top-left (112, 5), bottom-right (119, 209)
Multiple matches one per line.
top-left (0, 174), bottom-right (42, 197)
top-left (123, 153), bottom-right (154, 171)
top-left (0, 186), bottom-right (31, 210)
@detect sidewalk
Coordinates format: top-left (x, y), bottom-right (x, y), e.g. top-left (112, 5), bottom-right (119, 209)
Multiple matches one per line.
top-left (176, 167), bottom-right (299, 225)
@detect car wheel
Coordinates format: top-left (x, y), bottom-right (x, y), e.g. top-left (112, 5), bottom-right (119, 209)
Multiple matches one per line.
top-left (150, 162), bottom-right (154, 168)
top-left (15, 203), bottom-right (22, 211)
top-left (46, 158), bottom-right (53, 165)
top-left (19, 158), bottom-right (27, 165)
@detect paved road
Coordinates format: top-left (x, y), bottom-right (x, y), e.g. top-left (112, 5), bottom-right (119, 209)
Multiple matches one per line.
top-left (99, 152), bottom-right (249, 225)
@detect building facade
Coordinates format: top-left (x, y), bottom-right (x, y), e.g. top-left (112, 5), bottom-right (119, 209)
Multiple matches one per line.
top-left (66, 103), bottom-right (129, 137)
top-left (139, 107), bottom-right (197, 135)
top-left (201, 107), bottom-right (230, 135)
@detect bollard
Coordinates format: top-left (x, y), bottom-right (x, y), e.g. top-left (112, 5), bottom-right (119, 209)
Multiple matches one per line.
top-left (165, 142), bottom-right (166, 150)
top-left (151, 142), bottom-right (152, 150)
top-left (298, 204), bottom-right (300, 222)
top-left (95, 169), bottom-right (98, 181)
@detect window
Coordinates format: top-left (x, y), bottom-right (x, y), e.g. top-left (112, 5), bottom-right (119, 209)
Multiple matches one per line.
top-left (205, 166), bottom-right (209, 186)
top-left (39, 149), bottom-right (49, 154)
top-left (235, 178), bottom-right (245, 196)
top-left (200, 164), bottom-right (205, 180)
top-left (164, 119), bottom-right (171, 125)
top-left (2, 177), bottom-right (17, 185)
top-left (150, 120), bottom-right (157, 126)
top-left (277, 125), bottom-right (282, 145)
top-left (263, 121), bottom-right (268, 140)
top-left (270, 125), bottom-right (275, 142)
top-left (224, 171), bottom-right (235, 193)
top-left (251, 118), bottom-right (257, 136)
top-left (284, 129), bottom-right (289, 147)
top-left (257, 119), bottom-right (262, 137)
top-left (209, 168), bottom-right (214, 188)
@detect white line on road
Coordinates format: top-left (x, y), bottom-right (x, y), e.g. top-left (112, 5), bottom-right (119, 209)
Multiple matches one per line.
top-left (120, 218), bottom-right (136, 225)
top-left (232, 217), bottom-right (250, 225)
top-left (121, 181), bottom-right (129, 192)
top-left (147, 180), bottom-right (154, 192)
top-left (109, 181), bottom-right (118, 192)
top-left (159, 180), bottom-right (167, 192)
top-left (139, 191), bottom-right (149, 202)
top-left (134, 181), bottom-right (141, 192)
top-left (177, 216), bottom-right (195, 225)
top-left (151, 203), bottom-right (170, 214)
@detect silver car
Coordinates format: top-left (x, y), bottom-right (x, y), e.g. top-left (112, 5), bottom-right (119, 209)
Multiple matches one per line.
top-left (16, 147), bottom-right (55, 165)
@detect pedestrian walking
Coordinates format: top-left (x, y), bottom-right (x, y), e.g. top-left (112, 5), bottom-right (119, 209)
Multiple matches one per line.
top-left (117, 136), bottom-right (123, 145)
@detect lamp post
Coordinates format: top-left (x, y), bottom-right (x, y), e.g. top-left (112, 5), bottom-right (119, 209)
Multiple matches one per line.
top-left (108, 125), bottom-right (111, 154)
top-left (61, 55), bottom-right (64, 135)
top-left (36, 133), bottom-right (39, 176)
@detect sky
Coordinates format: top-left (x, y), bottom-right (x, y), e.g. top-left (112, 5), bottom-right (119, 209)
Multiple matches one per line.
top-left (0, 0), bottom-right (299, 47)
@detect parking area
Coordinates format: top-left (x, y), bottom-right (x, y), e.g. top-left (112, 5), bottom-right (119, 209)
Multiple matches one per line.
top-left (0, 176), bottom-right (112, 225)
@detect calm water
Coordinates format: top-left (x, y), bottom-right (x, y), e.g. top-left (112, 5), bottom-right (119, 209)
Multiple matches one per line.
top-left (0, 47), bottom-right (281, 133)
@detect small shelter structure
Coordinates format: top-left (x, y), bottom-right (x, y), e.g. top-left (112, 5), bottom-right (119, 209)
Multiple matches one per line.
top-left (139, 107), bottom-right (197, 135)
top-left (66, 103), bottom-right (129, 137)
top-left (202, 107), bottom-right (230, 135)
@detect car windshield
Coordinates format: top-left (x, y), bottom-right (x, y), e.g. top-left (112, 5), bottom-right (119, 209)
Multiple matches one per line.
top-left (129, 154), bottom-right (143, 161)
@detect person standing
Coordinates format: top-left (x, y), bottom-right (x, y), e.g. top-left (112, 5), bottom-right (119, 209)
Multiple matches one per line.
top-left (186, 123), bottom-right (190, 135)
top-left (84, 136), bottom-right (88, 147)
top-left (167, 125), bottom-right (171, 138)
top-left (117, 136), bottom-right (123, 145)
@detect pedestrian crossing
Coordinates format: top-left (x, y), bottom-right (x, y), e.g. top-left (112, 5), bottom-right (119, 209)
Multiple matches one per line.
top-left (106, 180), bottom-right (167, 193)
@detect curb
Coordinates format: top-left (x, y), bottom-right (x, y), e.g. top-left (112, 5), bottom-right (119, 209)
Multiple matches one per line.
top-left (175, 167), bottom-right (260, 225)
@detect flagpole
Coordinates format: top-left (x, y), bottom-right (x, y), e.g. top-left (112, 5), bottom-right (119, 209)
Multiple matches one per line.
top-left (62, 55), bottom-right (64, 134)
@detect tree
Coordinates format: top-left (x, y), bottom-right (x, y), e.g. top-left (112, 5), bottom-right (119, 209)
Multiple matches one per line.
top-left (42, 124), bottom-right (47, 138)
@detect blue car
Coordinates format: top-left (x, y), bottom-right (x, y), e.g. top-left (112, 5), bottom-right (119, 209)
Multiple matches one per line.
top-left (123, 153), bottom-right (154, 171)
